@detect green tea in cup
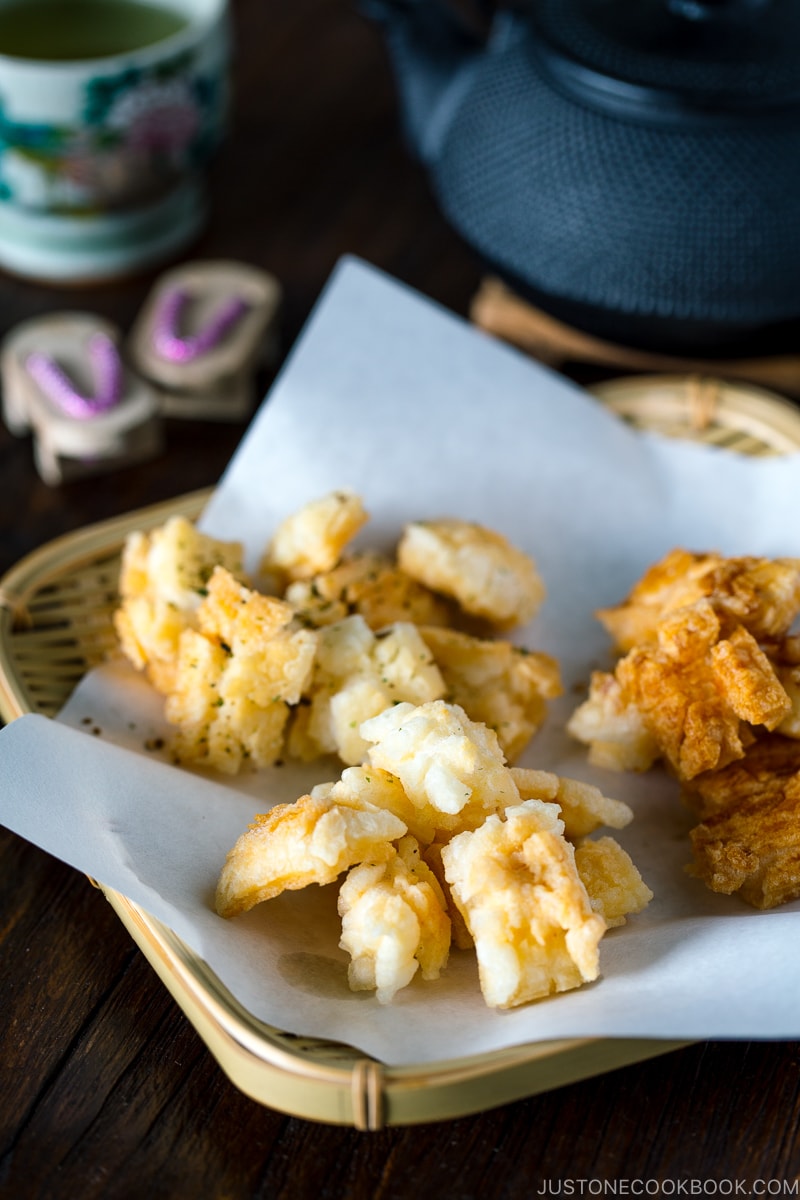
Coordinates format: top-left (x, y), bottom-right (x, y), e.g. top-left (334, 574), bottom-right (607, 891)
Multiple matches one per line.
top-left (0, 0), bottom-right (189, 60)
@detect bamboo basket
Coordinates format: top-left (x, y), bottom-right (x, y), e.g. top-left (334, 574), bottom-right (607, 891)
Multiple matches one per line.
top-left (3, 377), bottom-right (800, 1128)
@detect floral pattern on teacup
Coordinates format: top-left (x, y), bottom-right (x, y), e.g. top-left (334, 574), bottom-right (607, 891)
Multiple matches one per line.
top-left (0, 52), bottom-right (224, 214)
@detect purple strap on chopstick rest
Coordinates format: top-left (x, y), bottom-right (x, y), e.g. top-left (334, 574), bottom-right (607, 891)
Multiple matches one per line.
top-left (152, 286), bottom-right (250, 364)
top-left (25, 333), bottom-right (123, 419)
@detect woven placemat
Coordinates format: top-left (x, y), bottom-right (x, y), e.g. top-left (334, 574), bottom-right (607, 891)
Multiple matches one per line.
top-left (471, 277), bottom-right (800, 401)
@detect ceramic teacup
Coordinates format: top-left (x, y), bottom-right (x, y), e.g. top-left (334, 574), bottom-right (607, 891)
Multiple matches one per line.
top-left (0, 0), bottom-right (230, 282)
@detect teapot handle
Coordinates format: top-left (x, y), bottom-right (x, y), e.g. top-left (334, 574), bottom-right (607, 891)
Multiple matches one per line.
top-left (666, 0), bottom-right (771, 17)
top-left (361, 0), bottom-right (500, 163)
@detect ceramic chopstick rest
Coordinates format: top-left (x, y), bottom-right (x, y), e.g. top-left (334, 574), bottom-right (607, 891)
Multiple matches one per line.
top-left (1, 313), bottom-right (163, 485)
top-left (127, 260), bottom-right (282, 421)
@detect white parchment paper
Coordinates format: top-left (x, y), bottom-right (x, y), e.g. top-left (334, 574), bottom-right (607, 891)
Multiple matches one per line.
top-left (2, 257), bottom-right (800, 1066)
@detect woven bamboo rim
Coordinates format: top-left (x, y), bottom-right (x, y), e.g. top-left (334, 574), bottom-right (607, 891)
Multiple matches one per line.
top-left (592, 374), bottom-right (800, 455)
top-left (5, 373), bottom-right (794, 1125)
top-left (3, 486), bottom-right (672, 1127)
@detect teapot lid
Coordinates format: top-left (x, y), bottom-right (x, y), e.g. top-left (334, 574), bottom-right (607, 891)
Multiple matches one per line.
top-left (530, 0), bottom-right (800, 118)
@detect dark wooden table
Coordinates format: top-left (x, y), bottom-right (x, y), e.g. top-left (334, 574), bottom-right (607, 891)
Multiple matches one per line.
top-left (1, 2), bottom-right (799, 1196)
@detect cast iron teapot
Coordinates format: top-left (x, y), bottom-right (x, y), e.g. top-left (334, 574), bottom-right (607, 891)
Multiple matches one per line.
top-left (365, 0), bottom-right (800, 356)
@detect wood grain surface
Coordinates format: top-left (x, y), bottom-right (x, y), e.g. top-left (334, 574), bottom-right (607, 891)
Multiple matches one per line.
top-left (1, 2), bottom-right (799, 1196)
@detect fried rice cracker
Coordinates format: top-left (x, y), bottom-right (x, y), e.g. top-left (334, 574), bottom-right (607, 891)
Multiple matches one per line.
top-left (615, 602), bottom-right (789, 781)
top-left (215, 787), bottom-right (407, 918)
top-left (338, 835), bottom-right (451, 1003)
top-left (285, 551), bottom-right (453, 630)
top-left (441, 801), bottom-right (606, 1008)
top-left (688, 754), bottom-right (800, 910)
top-left (419, 625), bottom-right (561, 762)
top-left (261, 489), bottom-right (368, 582)
top-left (598, 549), bottom-right (800, 652)
top-left (397, 517), bottom-right (545, 629)
top-left (573, 836), bottom-right (653, 927)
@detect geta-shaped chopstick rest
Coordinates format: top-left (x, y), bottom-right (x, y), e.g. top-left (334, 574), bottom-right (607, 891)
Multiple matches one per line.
top-left (1, 313), bottom-right (163, 485)
top-left (127, 259), bottom-right (282, 421)
top-left (25, 331), bottom-right (123, 419)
